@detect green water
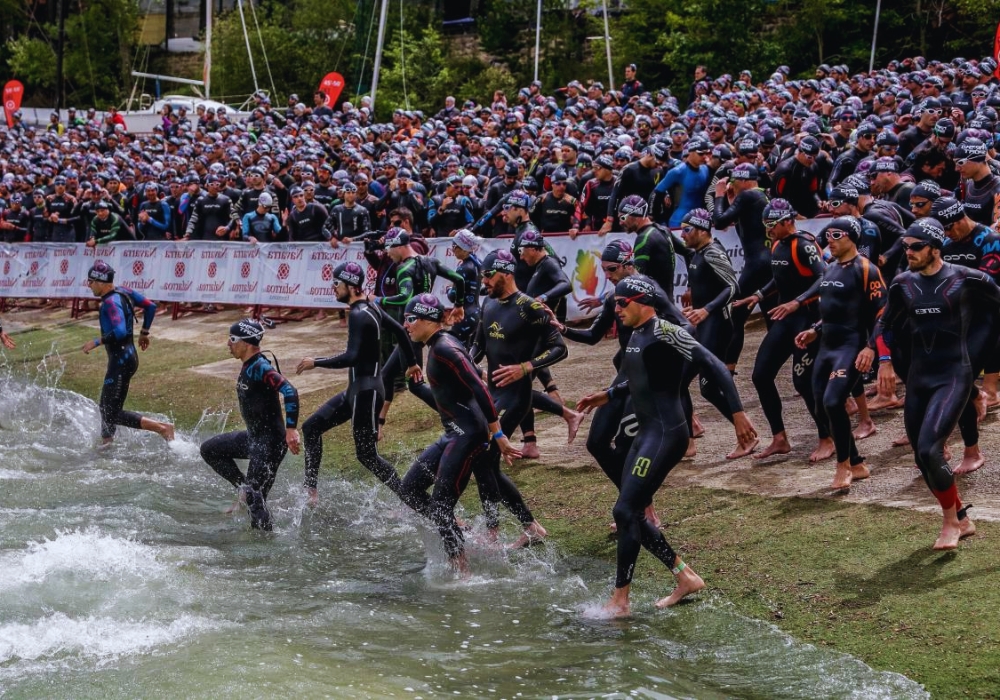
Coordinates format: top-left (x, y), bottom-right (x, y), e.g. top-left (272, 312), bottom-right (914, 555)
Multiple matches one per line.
top-left (0, 370), bottom-right (928, 699)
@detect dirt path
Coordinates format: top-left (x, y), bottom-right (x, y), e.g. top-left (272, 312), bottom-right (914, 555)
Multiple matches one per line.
top-left (8, 303), bottom-right (1000, 521)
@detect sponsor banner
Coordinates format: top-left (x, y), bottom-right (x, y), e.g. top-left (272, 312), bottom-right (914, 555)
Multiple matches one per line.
top-left (16, 244), bottom-right (54, 297)
top-left (258, 242), bottom-right (311, 307)
top-left (0, 244), bottom-right (28, 296)
top-left (298, 244), bottom-right (362, 307)
top-left (154, 242), bottom-right (202, 302)
top-left (222, 244), bottom-right (264, 304)
top-left (115, 242), bottom-right (161, 296)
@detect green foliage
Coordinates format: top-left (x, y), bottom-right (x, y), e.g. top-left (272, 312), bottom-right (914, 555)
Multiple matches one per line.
top-left (6, 36), bottom-right (56, 90)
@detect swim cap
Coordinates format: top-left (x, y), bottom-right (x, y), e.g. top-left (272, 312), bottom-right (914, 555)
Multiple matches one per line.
top-left (731, 163), bottom-right (758, 181)
top-left (487, 249), bottom-right (517, 274)
top-left (614, 275), bottom-right (659, 306)
top-left (229, 318), bottom-right (264, 345)
top-left (930, 197), bottom-right (965, 226)
top-left (601, 239), bottom-right (634, 264)
top-left (505, 189), bottom-right (532, 210)
top-left (404, 293), bottom-right (445, 322)
top-left (518, 230), bottom-right (546, 250)
top-left (452, 229), bottom-right (481, 252)
top-left (384, 227), bottom-right (410, 248)
top-left (824, 216), bottom-right (862, 243)
top-left (911, 180), bottom-right (942, 201)
top-left (829, 185), bottom-right (860, 204)
top-left (904, 218), bottom-right (946, 249)
top-left (257, 192), bottom-right (273, 208)
top-left (87, 261), bottom-right (115, 282)
top-left (617, 194), bottom-right (648, 218)
top-left (762, 198), bottom-right (796, 223)
top-left (681, 208), bottom-right (712, 231)
top-left (333, 261), bottom-right (364, 287)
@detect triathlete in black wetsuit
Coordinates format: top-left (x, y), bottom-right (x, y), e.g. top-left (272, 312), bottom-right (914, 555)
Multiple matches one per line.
top-left (578, 275), bottom-right (755, 616)
top-left (398, 294), bottom-right (521, 572)
top-left (80, 262), bottom-right (174, 446)
top-left (616, 195), bottom-right (678, 299)
top-left (733, 199), bottom-right (833, 462)
top-left (711, 162), bottom-right (773, 368)
top-left (447, 229), bottom-right (483, 346)
top-left (200, 319), bottom-right (300, 530)
top-left (794, 216), bottom-right (885, 490)
top-left (470, 251), bottom-right (563, 547)
top-left (860, 218), bottom-right (1000, 550)
top-left (295, 262), bottom-right (418, 505)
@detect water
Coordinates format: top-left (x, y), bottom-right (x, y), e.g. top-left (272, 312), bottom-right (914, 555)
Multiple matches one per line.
top-left (0, 369), bottom-right (928, 699)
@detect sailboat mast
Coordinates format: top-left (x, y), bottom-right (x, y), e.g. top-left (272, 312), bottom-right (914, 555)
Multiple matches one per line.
top-left (204, 0), bottom-right (212, 99)
top-left (370, 0), bottom-right (389, 112)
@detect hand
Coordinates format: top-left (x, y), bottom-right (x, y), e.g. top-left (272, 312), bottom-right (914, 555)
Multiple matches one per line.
top-left (214, 225), bottom-right (229, 237)
top-left (877, 361), bottom-right (897, 397)
top-left (769, 300), bottom-right (800, 320)
top-left (85, 238), bottom-right (96, 248)
top-left (493, 363), bottom-right (530, 387)
top-left (442, 197), bottom-right (453, 207)
top-left (405, 364), bottom-right (423, 383)
top-left (682, 307), bottom-right (708, 325)
top-left (286, 428), bottom-right (301, 455)
top-left (855, 347), bottom-right (875, 373)
top-left (138, 334), bottom-right (150, 351)
top-left (732, 411), bottom-right (757, 446)
top-left (733, 294), bottom-right (759, 308)
top-left (577, 390), bottom-right (610, 413)
top-left (82, 339), bottom-right (98, 354)
top-left (795, 329), bottom-right (817, 349)
top-left (329, 237), bottom-right (340, 248)
top-left (496, 435), bottom-right (522, 466)
top-left (446, 306), bottom-right (465, 325)
top-left (0, 331), bottom-right (15, 349)
top-left (248, 236), bottom-right (258, 244)
top-left (680, 289), bottom-right (692, 307)
top-left (599, 220), bottom-right (612, 235)
top-left (49, 213), bottom-right (59, 223)
top-left (714, 178), bottom-right (729, 197)
top-left (877, 255), bottom-right (887, 267)
top-left (577, 296), bottom-right (602, 311)
top-left (296, 358), bottom-right (315, 374)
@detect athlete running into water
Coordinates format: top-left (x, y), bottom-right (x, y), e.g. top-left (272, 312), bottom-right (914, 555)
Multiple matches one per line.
top-left (578, 276), bottom-right (755, 616)
top-left (81, 262), bottom-right (174, 446)
top-left (859, 218), bottom-right (1000, 550)
top-left (200, 319), bottom-right (300, 530)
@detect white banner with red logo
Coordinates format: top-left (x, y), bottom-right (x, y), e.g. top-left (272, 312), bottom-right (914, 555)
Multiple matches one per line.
top-left (0, 223), bottom-right (841, 320)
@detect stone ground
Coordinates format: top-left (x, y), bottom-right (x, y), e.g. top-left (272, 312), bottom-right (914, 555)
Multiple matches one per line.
top-left (7, 300), bottom-right (1000, 521)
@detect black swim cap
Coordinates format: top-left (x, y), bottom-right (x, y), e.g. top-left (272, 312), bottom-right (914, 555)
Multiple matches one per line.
top-left (614, 275), bottom-right (659, 306)
top-left (87, 261), bottom-right (115, 283)
top-left (333, 261), bottom-right (364, 288)
top-left (601, 239), bottom-right (634, 264)
top-left (229, 318), bottom-right (264, 345)
top-left (825, 216), bottom-right (862, 243)
top-left (904, 218), bottom-right (946, 249)
top-left (404, 293), bottom-right (445, 322)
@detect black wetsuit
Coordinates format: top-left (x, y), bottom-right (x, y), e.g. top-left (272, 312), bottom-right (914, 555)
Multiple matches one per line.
top-left (606, 317), bottom-right (743, 588)
top-left (811, 254), bottom-right (886, 464)
top-left (200, 352), bottom-right (299, 529)
top-left (712, 188), bottom-right (773, 364)
top-left (323, 204), bottom-right (371, 242)
top-left (632, 223), bottom-right (678, 299)
top-left (961, 173), bottom-right (1000, 229)
top-left (450, 254), bottom-right (482, 345)
top-left (185, 192), bottom-right (234, 240)
top-left (286, 203), bottom-right (330, 242)
top-left (870, 263), bottom-right (1000, 510)
top-left (471, 290), bottom-right (567, 528)
top-left (302, 300), bottom-right (415, 493)
top-left (752, 230), bottom-right (829, 440)
top-left (678, 238), bottom-right (739, 418)
top-left (399, 330), bottom-right (498, 558)
top-left (94, 286), bottom-right (157, 440)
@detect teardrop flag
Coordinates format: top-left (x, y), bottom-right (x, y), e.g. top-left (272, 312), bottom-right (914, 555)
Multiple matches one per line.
top-left (318, 72), bottom-right (345, 108)
top-left (994, 22), bottom-right (1000, 79)
top-left (3, 80), bottom-right (24, 128)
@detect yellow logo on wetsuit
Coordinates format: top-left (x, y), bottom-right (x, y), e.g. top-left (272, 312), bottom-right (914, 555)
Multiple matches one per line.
top-left (488, 321), bottom-right (505, 339)
top-left (632, 456), bottom-right (651, 477)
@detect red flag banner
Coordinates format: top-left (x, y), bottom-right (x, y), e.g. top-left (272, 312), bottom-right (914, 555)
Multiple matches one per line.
top-left (994, 22), bottom-right (1000, 79)
top-left (318, 72), bottom-right (345, 108)
top-left (3, 80), bottom-right (24, 128)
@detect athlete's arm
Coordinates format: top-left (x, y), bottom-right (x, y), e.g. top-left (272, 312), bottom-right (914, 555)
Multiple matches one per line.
top-left (379, 259), bottom-right (415, 308)
top-left (562, 294), bottom-right (615, 344)
top-left (702, 246), bottom-right (738, 312)
top-left (431, 259), bottom-right (466, 304)
top-left (380, 310), bottom-right (419, 368)
top-left (261, 366), bottom-right (299, 429)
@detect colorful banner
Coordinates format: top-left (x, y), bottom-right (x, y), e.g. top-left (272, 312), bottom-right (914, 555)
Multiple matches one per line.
top-left (995, 22), bottom-right (1000, 80)
top-left (2, 80), bottom-right (23, 129)
top-left (318, 72), bottom-right (346, 108)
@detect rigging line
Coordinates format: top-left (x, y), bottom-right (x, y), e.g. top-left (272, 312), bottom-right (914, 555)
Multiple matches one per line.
top-left (331, 1), bottom-right (356, 73)
top-left (356, 0), bottom-right (377, 101)
top-left (235, 0), bottom-right (259, 93)
top-left (130, 0), bottom-right (154, 75)
top-left (245, 0), bottom-right (277, 100)
top-left (399, 0), bottom-right (408, 110)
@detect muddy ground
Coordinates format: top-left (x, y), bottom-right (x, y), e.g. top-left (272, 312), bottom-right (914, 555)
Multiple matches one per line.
top-left (7, 302), bottom-right (1000, 521)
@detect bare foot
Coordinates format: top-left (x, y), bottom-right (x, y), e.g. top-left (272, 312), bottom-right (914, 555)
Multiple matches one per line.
top-left (565, 409), bottom-right (585, 444)
top-left (831, 463), bottom-right (853, 490)
top-left (224, 487), bottom-right (248, 514)
top-left (809, 438), bottom-right (836, 463)
top-left (306, 487), bottom-right (318, 507)
top-left (755, 436), bottom-right (792, 460)
top-left (892, 433), bottom-right (910, 447)
top-left (975, 390), bottom-right (988, 422)
top-left (655, 566), bottom-right (706, 608)
top-left (868, 393), bottom-right (903, 411)
top-left (450, 553), bottom-right (471, 578)
top-left (520, 441), bottom-right (540, 460)
top-left (846, 396), bottom-right (859, 416)
top-left (985, 391), bottom-right (1000, 408)
top-left (954, 449), bottom-right (985, 475)
top-left (645, 504), bottom-right (661, 528)
top-left (850, 462), bottom-right (870, 481)
top-left (683, 438), bottom-right (697, 459)
top-left (692, 414), bottom-right (705, 438)
top-left (727, 437), bottom-right (759, 459)
top-left (960, 517), bottom-right (977, 539)
top-left (865, 384), bottom-right (877, 397)
top-left (933, 523), bottom-right (962, 550)
top-left (853, 419), bottom-right (877, 440)
top-left (609, 520), bottom-right (617, 534)
top-left (602, 596), bottom-right (631, 618)
top-left (508, 520), bottom-right (547, 549)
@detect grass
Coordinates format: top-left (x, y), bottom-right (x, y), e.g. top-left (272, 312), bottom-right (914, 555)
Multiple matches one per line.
top-left (4, 324), bottom-right (1000, 697)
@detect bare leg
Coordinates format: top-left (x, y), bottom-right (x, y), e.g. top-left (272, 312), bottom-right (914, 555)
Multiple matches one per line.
top-left (691, 414), bottom-right (705, 438)
top-left (139, 417), bottom-right (175, 442)
top-left (604, 583), bottom-right (631, 618)
top-left (755, 431), bottom-right (792, 459)
top-left (852, 393), bottom-right (877, 440)
top-left (727, 436), bottom-right (759, 459)
top-left (982, 372), bottom-right (1000, 407)
top-left (655, 563), bottom-right (706, 608)
top-left (684, 438), bottom-right (697, 459)
top-left (933, 505), bottom-right (964, 550)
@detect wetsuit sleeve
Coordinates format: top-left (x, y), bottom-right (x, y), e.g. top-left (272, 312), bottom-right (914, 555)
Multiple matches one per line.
top-left (791, 236), bottom-right (826, 305)
top-left (240, 212), bottom-right (253, 239)
top-left (122, 287), bottom-right (157, 330)
top-left (525, 302), bottom-right (568, 370)
top-left (563, 294), bottom-right (616, 345)
top-left (262, 368), bottom-right (299, 428)
top-left (712, 191), bottom-right (744, 229)
top-left (532, 258), bottom-right (571, 302)
top-left (379, 258), bottom-right (415, 308)
top-left (868, 281), bottom-right (907, 349)
top-left (470, 315), bottom-right (486, 364)
top-left (148, 203), bottom-right (170, 234)
top-left (653, 320), bottom-right (744, 415)
top-left (701, 245), bottom-right (738, 313)
top-left (440, 339), bottom-right (498, 423)
top-left (432, 258), bottom-right (466, 303)
top-left (314, 308), bottom-right (368, 369)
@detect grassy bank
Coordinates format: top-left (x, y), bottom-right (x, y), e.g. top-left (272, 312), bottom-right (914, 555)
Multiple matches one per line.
top-left (4, 325), bottom-right (999, 698)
